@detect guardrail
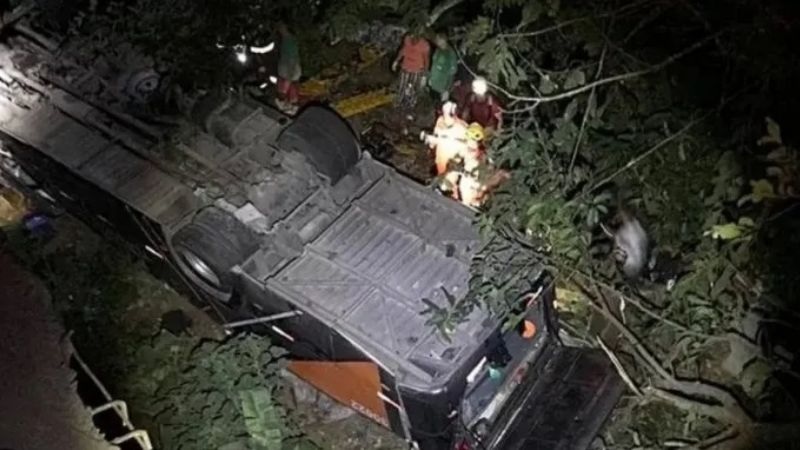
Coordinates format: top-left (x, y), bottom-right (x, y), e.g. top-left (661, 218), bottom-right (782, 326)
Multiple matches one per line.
top-left (64, 330), bottom-right (154, 450)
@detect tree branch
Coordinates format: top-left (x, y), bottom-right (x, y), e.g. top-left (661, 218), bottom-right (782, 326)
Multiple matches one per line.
top-left (575, 277), bottom-right (752, 426)
top-left (499, 0), bottom-right (657, 38)
top-left (598, 335), bottom-right (643, 397)
top-left (587, 113), bottom-right (707, 193)
top-left (427, 0), bottom-right (466, 27)
top-left (646, 387), bottom-right (743, 424)
top-left (505, 31), bottom-right (723, 105)
top-left (685, 427), bottom-right (740, 450)
top-left (568, 45), bottom-right (607, 175)
top-left (586, 81), bottom-right (753, 194)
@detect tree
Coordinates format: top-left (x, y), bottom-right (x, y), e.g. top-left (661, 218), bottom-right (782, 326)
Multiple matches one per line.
top-left (424, 0), bottom-right (800, 447)
top-left (67, 0), bottom-right (319, 90)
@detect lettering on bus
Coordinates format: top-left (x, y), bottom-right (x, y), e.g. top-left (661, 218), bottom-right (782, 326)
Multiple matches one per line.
top-left (351, 400), bottom-right (389, 428)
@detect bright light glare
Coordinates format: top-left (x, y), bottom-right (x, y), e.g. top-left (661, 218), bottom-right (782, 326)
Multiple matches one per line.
top-left (268, 75), bottom-right (278, 84)
top-left (144, 245), bottom-right (165, 259)
top-left (236, 50), bottom-right (248, 64)
top-left (259, 82), bottom-right (268, 89)
top-left (472, 77), bottom-right (488, 95)
top-left (250, 42), bottom-right (275, 54)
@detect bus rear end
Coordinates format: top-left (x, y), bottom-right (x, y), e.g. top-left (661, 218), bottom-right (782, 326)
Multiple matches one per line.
top-left (450, 287), bottom-right (624, 450)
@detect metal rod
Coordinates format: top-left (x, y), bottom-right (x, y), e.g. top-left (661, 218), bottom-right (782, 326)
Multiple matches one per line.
top-left (68, 331), bottom-right (114, 402)
top-left (223, 310), bottom-right (302, 329)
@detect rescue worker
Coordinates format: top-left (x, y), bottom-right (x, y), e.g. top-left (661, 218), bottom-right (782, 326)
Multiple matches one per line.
top-left (451, 78), bottom-right (471, 110)
top-left (392, 29), bottom-right (431, 112)
top-left (421, 101), bottom-right (468, 198)
top-left (276, 23), bottom-right (302, 112)
top-left (460, 122), bottom-right (512, 208)
top-left (458, 123), bottom-right (487, 208)
top-left (427, 34), bottom-right (458, 102)
top-left (461, 77), bottom-right (503, 136)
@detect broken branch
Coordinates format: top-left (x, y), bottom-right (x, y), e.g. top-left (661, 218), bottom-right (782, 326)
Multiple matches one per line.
top-left (427, 0), bottom-right (466, 27)
top-left (507, 31), bottom-right (723, 103)
top-left (499, 0), bottom-right (656, 38)
top-left (568, 45), bottom-right (607, 175)
top-left (598, 335), bottom-right (643, 397)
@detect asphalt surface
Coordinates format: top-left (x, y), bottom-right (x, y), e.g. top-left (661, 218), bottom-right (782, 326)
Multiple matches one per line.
top-left (0, 249), bottom-right (116, 450)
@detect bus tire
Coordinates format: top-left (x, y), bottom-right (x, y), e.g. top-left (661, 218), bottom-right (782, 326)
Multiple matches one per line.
top-left (171, 207), bottom-right (258, 302)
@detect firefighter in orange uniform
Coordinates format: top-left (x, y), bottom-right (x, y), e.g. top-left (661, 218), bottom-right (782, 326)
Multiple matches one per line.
top-left (458, 123), bottom-right (487, 208)
top-left (459, 122), bottom-right (512, 208)
top-left (421, 101), bottom-right (469, 198)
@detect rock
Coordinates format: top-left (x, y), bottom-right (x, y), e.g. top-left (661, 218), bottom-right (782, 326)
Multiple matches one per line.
top-left (740, 310), bottom-right (762, 340)
top-left (721, 336), bottom-right (757, 376)
top-left (739, 359), bottom-right (773, 398)
top-left (315, 391), bottom-right (356, 423)
top-left (282, 370), bottom-right (355, 423)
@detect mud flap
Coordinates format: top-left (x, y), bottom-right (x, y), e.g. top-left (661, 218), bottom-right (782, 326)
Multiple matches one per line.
top-left (489, 344), bottom-right (624, 450)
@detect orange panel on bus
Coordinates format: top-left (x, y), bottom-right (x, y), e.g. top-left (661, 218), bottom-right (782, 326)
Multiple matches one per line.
top-left (288, 360), bottom-right (390, 428)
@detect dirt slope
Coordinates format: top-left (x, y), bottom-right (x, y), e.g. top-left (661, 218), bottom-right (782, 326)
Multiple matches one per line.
top-left (0, 249), bottom-right (117, 450)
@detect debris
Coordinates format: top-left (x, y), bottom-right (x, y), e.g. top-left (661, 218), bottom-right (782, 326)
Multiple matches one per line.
top-left (333, 89), bottom-right (394, 118)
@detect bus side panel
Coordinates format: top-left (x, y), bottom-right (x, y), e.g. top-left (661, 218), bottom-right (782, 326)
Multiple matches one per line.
top-left (2, 136), bottom-right (162, 248)
top-left (238, 278), bottom-right (407, 438)
top-left (1, 134), bottom-right (209, 316)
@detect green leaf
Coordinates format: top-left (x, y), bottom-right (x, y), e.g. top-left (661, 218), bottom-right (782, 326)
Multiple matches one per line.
top-left (710, 264), bottom-right (734, 300)
top-left (283, 437), bottom-right (321, 450)
top-left (756, 117), bottom-right (782, 146)
top-left (737, 216), bottom-right (755, 228)
top-left (420, 298), bottom-right (442, 315)
top-left (749, 179), bottom-right (776, 202)
top-left (546, 0), bottom-right (561, 15)
top-left (705, 223), bottom-right (743, 240)
top-left (538, 75), bottom-right (557, 94)
top-left (563, 69), bottom-right (586, 90)
top-left (239, 388), bottom-right (283, 450)
top-left (563, 99), bottom-right (579, 122)
top-left (519, 1), bottom-right (544, 26)
top-left (442, 286), bottom-right (457, 307)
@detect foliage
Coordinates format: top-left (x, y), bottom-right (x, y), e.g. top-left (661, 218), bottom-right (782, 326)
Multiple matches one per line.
top-left (240, 388), bottom-right (285, 450)
top-left (66, 0), bottom-right (320, 90)
top-left (5, 227), bottom-right (307, 450)
top-left (155, 335), bottom-right (291, 450)
top-left (431, 0), bottom-right (800, 445)
top-left (324, 0), bottom-right (423, 41)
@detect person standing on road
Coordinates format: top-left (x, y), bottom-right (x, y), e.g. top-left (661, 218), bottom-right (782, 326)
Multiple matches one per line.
top-left (427, 34), bottom-right (458, 102)
top-left (276, 22), bottom-right (302, 112)
top-left (392, 29), bottom-right (431, 112)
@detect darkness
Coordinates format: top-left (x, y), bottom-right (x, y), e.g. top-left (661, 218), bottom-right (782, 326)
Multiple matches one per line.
top-left (3, 0), bottom-right (800, 449)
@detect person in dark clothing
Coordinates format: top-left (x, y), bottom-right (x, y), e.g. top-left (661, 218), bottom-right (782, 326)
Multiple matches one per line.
top-left (461, 77), bottom-right (503, 135)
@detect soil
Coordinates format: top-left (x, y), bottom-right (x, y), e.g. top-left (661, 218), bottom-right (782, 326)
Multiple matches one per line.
top-left (305, 47), bottom-right (440, 183)
top-left (0, 249), bottom-right (117, 450)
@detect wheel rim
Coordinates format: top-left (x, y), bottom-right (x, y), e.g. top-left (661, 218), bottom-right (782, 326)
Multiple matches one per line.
top-left (178, 248), bottom-right (221, 288)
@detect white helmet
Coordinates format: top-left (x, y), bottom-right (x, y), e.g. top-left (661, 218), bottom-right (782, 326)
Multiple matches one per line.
top-left (471, 77), bottom-right (488, 96)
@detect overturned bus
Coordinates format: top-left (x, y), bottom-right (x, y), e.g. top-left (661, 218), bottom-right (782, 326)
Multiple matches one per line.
top-left (0, 15), bottom-right (623, 450)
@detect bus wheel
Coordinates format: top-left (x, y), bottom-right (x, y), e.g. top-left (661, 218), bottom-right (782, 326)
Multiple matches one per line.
top-left (170, 207), bottom-right (258, 303)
